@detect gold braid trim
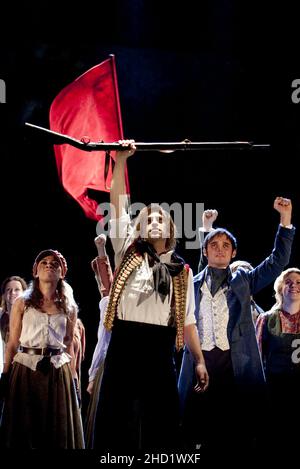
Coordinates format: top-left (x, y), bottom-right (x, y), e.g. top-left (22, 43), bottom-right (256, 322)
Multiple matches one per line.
top-left (103, 247), bottom-right (143, 330)
top-left (172, 266), bottom-right (189, 351)
top-left (104, 244), bottom-right (189, 351)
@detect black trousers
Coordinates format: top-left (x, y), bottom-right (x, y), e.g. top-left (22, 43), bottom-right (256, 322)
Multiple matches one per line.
top-left (182, 348), bottom-right (260, 460)
top-left (94, 319), bottom-right (180, 453)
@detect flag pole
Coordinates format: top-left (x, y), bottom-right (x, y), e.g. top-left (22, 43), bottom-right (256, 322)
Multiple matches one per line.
top-left (25, 122), bottom-right (270, 151)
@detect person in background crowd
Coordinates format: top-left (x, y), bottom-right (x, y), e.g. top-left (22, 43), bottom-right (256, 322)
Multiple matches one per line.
top-left (0, 276), bottom-right (27, 375)
top-left (230, 260), bottom-right (264, 323)
top-left (256, 267), bottom-right (300, 448)
top-left (85, 234), bottom-right (113, 448)
top-left (72, 315), bottom-right (86, 407)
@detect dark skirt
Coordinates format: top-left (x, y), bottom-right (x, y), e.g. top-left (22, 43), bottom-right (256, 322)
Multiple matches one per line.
top-left (266, 372), bottom-right (300, 442)
top-left (1, 359), bottom-right (85, 449)
top-left (93, 319), bottom-right (179, 453)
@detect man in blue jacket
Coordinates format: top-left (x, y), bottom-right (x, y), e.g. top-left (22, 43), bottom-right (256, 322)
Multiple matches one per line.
top-left (178, 197), bottom-right (294, 456)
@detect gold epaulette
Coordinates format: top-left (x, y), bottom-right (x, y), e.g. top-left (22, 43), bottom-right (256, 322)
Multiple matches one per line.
top-left (104, 246), bottom-right (189, 351)
top-left (103, 248), bottom-right (143, 330)
top-left (172, 266), bottom-right (189, 351)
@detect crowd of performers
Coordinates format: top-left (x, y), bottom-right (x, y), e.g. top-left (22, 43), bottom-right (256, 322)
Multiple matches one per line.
top-left (0, 141), bottom-right (299, 457)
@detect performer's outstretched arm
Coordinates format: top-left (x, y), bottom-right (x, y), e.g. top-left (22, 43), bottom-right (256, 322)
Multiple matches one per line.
top-left (198, 209), bottom-right (218, 273)
top-left (110, 140), bottom-right (136, 218)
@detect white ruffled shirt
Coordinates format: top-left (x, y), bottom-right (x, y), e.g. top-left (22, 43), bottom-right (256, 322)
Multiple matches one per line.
top-left (88, 296), bottom-right (111, 382)
top-left (110, 213), bottom-right (196, 327)
top-left (13, 307), bottom-right (71, 371)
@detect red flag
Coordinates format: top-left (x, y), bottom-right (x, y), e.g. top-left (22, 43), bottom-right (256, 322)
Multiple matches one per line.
top-left (49, 55), bottom-right (129, 220)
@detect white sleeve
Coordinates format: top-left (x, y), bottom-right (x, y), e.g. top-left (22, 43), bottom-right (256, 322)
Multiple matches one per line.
top-left (184, 268), bottom-right (196, 326)
top-left (88, 296), bottom-right (111, 382)
top-left (109, 212), bottom-right (134, 268)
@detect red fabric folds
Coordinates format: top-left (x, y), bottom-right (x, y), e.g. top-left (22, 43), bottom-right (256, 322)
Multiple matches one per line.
top-left (49, 55), bottom-right (129, 220)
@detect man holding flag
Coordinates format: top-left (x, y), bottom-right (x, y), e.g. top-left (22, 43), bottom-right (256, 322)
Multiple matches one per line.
top-left (93, 140), bottom-right (209, 452)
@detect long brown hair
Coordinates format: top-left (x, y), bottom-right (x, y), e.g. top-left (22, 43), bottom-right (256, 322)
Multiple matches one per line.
top-left (24, 278), bottom-right (78, 317)
top-left (132, 203), bottom-right (177, 250)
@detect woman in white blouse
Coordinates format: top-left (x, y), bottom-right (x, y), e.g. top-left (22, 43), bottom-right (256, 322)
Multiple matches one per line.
top-left (0, 249), bottom-right (84, 448)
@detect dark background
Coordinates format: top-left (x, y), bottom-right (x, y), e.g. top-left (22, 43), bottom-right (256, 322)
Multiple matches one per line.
top-left (0, 0), bottom-right (300, 423)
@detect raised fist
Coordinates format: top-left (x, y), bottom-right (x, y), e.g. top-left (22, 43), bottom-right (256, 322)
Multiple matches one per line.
top-left (94, 234), bottom-right (107, 249)
top-left (202, 209), bottom-right (218, 231)
top-left (274, 197), bottom-right (292, 226)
